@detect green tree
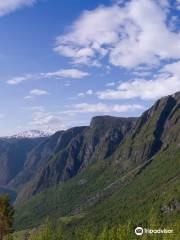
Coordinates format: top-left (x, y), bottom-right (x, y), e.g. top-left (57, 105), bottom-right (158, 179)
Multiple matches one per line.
top-left (0, 195), bottom-right (14, 240)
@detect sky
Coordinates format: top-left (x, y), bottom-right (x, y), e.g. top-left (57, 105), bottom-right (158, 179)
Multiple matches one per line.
top-left (0, 0), bottom-right (180, 136)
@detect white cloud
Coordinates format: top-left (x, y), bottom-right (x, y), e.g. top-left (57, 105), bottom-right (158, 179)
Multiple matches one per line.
top-left (28, 108), bottom-right (71, 133)
top-left (54, 0), bottom-right (180, 68)
top-left (30, 89), bottom-right (49, 96)
top-left (162, 60), bottom-right (180, 76)
top-left (78, 92), bottom-right (85, 98)
top-left (32, 113), bottom-right (63, 127)
top-left (86, 89), bottom-right (93, 95)
top-left (6, 68), bottom-right (89, 85)
top-left (77, 89), bottom-right (93, 98)
top-left (22, 105), bottom-right (44, 111)
top-left (0, 0), bottom-right (37, 17)
top-left (24, 95), bottom-right (34, 100)
top-left (6, 74), bottom-right (33, 85)
top-left (44, 68), bottom-right (90, 79)
top-left (71, 103), bottom-right (144, 113)
top-left (133, 71), bottom-right (151, 77)
top-left (98, 61), bottom-right (180, 100)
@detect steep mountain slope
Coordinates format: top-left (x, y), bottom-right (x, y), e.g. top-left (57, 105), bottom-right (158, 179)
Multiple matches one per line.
top-left (14, 92), bottom-right (180, 233)
top-left (0, 138), bottom-right (43, 185)
top-left (15, 143), bottom-right (180, 236)
top-left (109, 91), bottom-right (180, 172)
top-left (15, 117), bottom-right (136, 201)
top-left (9, 131), bottom-right (65, 190)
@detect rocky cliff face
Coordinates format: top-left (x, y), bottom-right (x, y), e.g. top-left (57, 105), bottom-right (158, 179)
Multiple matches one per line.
top-left (15, 116), bottom-right (137, 201)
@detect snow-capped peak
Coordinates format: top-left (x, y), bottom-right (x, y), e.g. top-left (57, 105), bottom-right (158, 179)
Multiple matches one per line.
top-left (12, 130), bottom-right (52, 139)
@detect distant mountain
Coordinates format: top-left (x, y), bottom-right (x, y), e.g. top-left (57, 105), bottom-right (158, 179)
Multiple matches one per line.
top-left (12, 130), bottom-right (52, 139)
top-left (0, 138), bottom-right (42, 185)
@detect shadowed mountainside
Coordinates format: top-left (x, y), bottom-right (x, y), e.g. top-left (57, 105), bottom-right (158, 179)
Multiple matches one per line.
top-left (13, 117), bottom-right (136, 202)
top-left (0, 138), bottom-right (44, 186)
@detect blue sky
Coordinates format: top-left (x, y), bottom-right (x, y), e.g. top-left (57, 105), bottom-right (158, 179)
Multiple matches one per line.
top-left (0, 0), bottom-right (180, 136)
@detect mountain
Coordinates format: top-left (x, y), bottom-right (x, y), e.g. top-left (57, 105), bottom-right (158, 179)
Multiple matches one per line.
top-left (8, 130), bottom-right (65, 190)
top-left (0, 92), bottom-right (179, 236)
top-left (12, 130), bottom-right (52, 139)
top-left (13, 91), bottom-right (180, 235)
top-left (0, 138), bottom-right (43, 186)
top-left (12, 116), bottom-right (136, 201)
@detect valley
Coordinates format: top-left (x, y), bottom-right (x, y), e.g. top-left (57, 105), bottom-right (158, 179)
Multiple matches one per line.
top-left (0, 92), bottom-right (179, 239)
top-left (1, 1), bottom-right (180, 239)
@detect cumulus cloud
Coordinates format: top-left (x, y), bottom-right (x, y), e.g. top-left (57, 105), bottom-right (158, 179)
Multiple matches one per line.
top-left (54, 0), bottom-right (180, 68)
top-left (6, 74), bottom-right (33, 85)
top-left (26, 106), bottom-right (89, 133)
top-left (44, 68), bottom-right (90, 79)
top-left (86, 89), bottom-right (93, 95)
top-left (98, 61), bottom-right (180, 100)
top-left (24, 95), bottom-right (34, 100)
top-left (24, 89), bottom-right (49, 100)
top-left (29, 108), bottom-right (69, 133)
top-left (71, 103), bottom-right (144, 113)
top-left (30, 89), bottom-right (49, 96)
top-left (6, 69), bottom-right (89, 85)
top-left (0, 0), bottom-right (37, 17)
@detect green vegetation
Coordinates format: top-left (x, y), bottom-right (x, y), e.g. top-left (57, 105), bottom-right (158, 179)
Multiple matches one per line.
top-left (0, 195), bottom-right (14, 240)
top-left (14, 160), bottom-right (120, 229)
top-left (82, 147), bottom-right (180, 232)
top-left (12, 214), bottom-right (180, 240)
top-left (14, 145), bottom-right (180, 239)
